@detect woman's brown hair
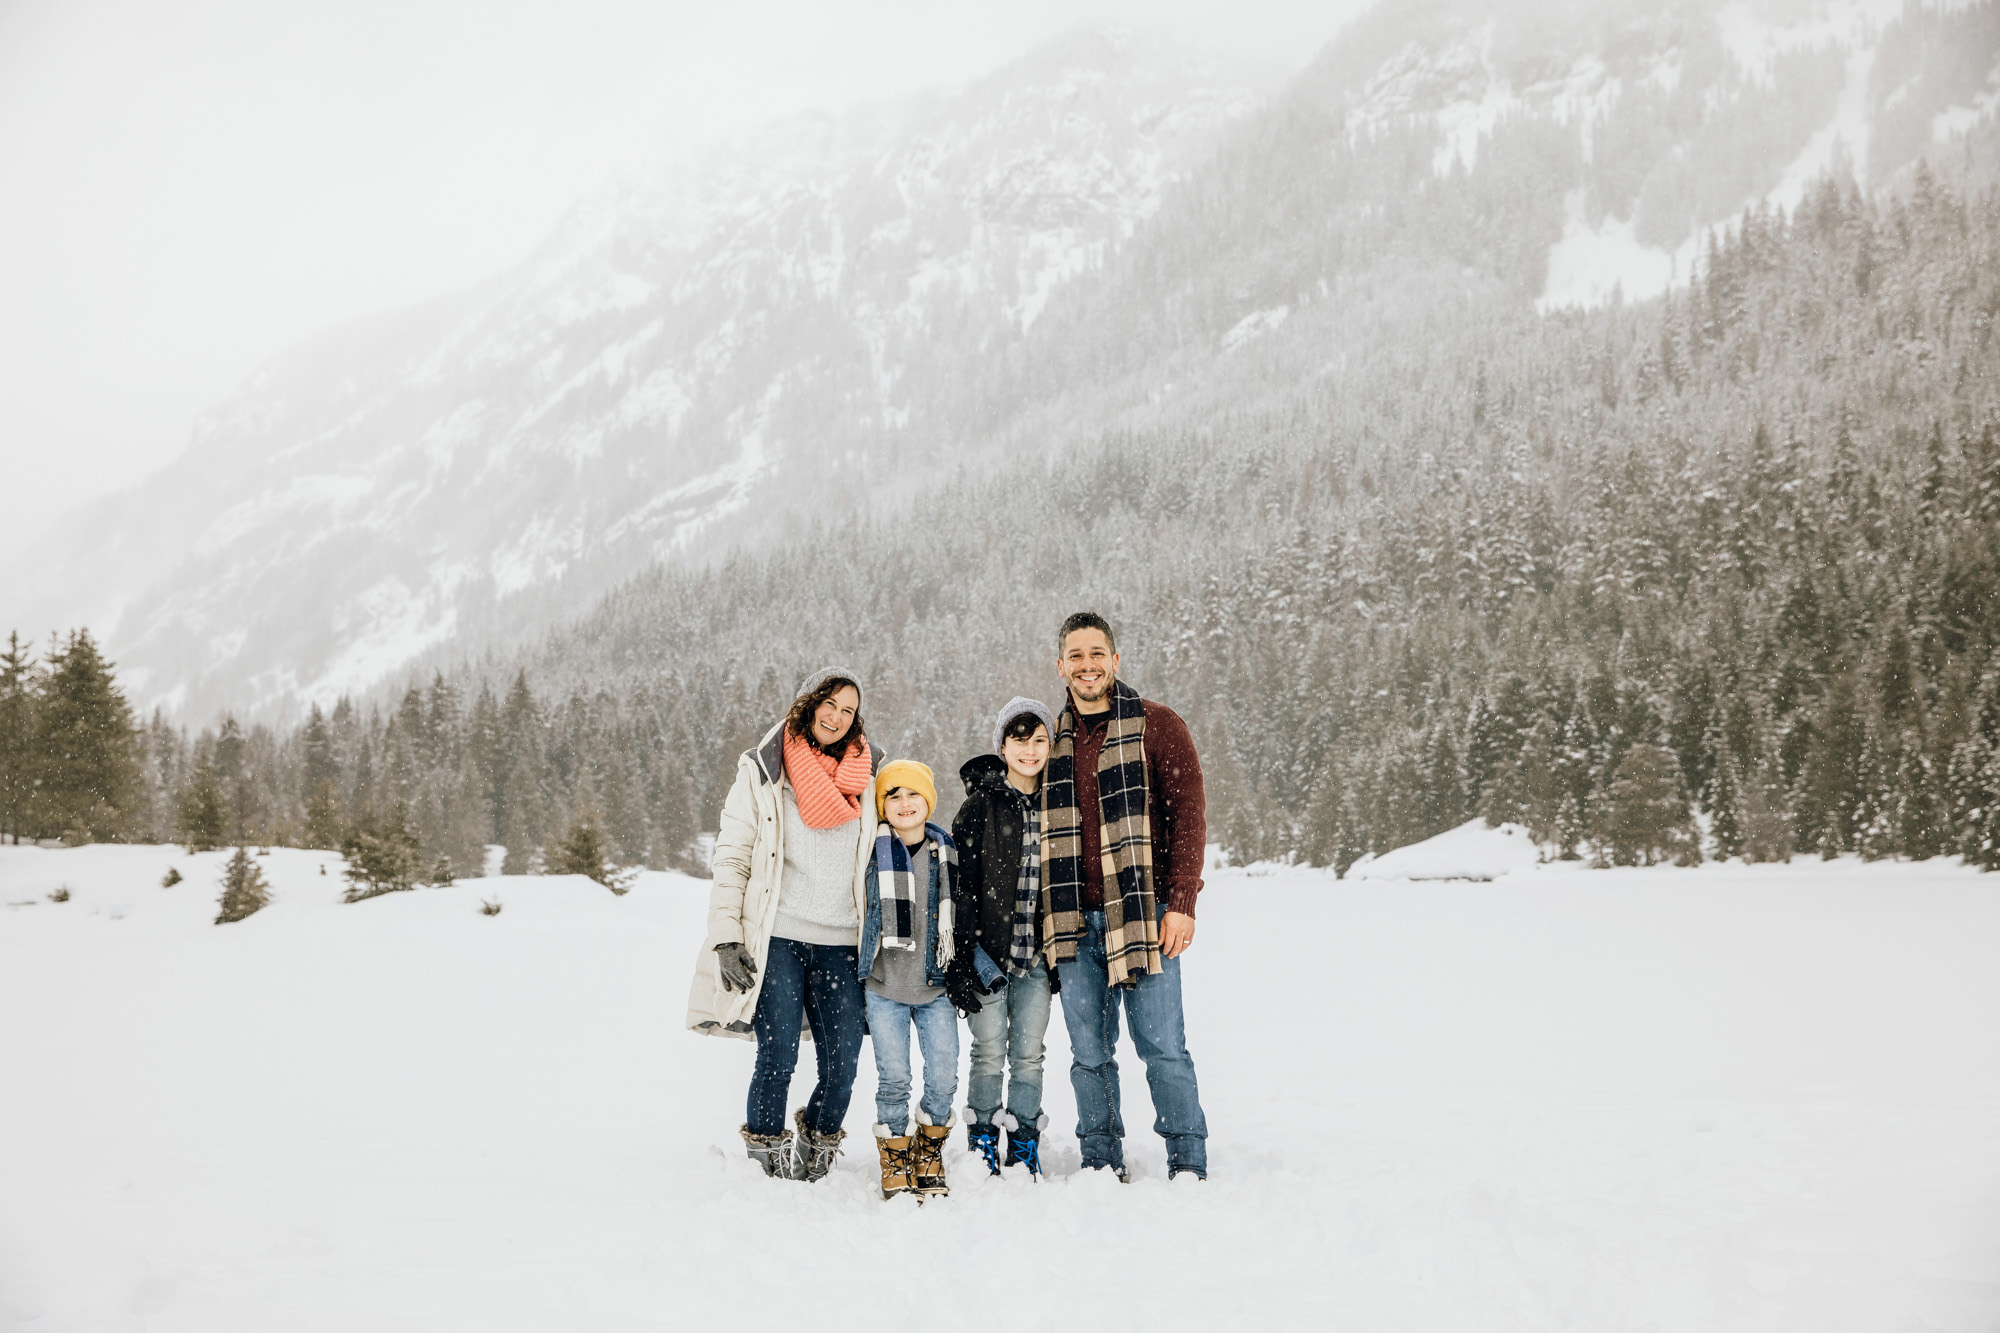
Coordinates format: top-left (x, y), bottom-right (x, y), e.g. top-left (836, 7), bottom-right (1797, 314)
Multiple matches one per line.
top-left (785, 675), bottom-right (865, 758)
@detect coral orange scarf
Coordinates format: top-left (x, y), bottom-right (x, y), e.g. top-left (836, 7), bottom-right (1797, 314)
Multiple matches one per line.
top-left (783, 729), bottom-right (872, 829)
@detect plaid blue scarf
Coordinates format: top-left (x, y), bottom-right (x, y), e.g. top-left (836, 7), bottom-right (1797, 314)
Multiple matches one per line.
top-left (872, 823), bottom-right (956, 969)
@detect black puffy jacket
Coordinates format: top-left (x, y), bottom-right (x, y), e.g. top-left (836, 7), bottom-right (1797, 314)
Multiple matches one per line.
top-left (948, 754), bottom-right (1057, 993)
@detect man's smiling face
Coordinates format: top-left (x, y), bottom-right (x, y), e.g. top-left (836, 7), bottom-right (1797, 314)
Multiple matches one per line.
top-left (1058, 627), bottom-right (1118, 705)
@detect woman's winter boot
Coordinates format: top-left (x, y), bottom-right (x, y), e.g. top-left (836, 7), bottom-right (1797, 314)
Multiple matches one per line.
top-left (740, 1124), bottom-right (796, 1178)
top-left (1003, 1112), bottom-right (1046, 1178)
top-left (911, 1110), bottom-right (953, 1196)
top-left (965, 1121), bottom-right (1003, 1176)
top-left (873, 1124), bottom-right (915, 1199)
top-left (792, 1107), bottom-right (846, 1183)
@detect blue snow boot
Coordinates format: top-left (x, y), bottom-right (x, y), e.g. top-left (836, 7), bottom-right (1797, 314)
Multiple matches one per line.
top-left (1003, 1114), bottom-right (1045, 1179)
top-left (966, 1122), bottom-right (1002, 1176)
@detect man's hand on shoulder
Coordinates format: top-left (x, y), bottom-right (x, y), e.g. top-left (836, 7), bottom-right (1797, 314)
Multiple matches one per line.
top-left (1161, 910), bottom-right (1195, 958)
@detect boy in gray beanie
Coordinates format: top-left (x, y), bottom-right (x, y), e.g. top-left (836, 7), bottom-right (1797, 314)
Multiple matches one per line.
top-left (945, 697), bottom-right (1058, 1175)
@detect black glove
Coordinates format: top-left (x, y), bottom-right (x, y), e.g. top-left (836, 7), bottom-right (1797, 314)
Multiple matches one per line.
top-left (715, 941), bottom-right (758, 993)
top-left (945, 965), bottom-right (986, 1017)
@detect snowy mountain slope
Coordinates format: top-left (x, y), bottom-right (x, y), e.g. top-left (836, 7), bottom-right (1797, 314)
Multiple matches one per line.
top-left (3, 844), bottom-right (1998, 1330)
top-left (6, 29), bottom-right (1265, 721)
top-left (13, 5), bottom-right (2000, 724)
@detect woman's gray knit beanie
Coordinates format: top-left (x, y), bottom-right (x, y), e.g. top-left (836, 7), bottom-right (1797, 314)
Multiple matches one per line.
top-left (992, 696), bottom-right (1056, 752)
top-left (795, 666), bottom-right (863, 704)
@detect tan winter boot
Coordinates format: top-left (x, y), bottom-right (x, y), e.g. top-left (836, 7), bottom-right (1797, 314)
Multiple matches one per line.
top-left (873, 1124), bottom-right (915, 1200)
top-left (911, 1110), bottom-right (954, 1197)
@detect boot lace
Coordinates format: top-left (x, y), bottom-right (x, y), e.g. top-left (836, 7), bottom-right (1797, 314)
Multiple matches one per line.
top-left (882, 1137), bottom-right (916, 1194)
top-left (1013, 1135), bottom-right (1042, 1178)
top-left (803, 1130), bottom-right (844, 1181)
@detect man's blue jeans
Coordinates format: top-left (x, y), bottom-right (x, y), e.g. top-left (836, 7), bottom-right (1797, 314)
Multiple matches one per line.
top-left (1058, 910), bottom-right (1208, 1176)
top-left (863, 990), bottom-right (959, 1135)
top-left (748, 937), bottom-right (865, 1137)
top-left (965, 960), bottom-right (1052, 1126)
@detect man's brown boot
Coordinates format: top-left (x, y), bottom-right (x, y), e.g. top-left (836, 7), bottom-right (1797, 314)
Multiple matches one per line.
top-left (873, 1124), bottom-right (915, 1199)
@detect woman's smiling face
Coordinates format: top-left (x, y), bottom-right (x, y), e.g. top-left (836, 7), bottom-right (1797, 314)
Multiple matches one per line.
top-left (812, 684), bottom-right (859, 748)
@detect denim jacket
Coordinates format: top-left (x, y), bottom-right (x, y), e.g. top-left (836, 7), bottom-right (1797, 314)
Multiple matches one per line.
top-left (858, 821), bottom-right (960, 987)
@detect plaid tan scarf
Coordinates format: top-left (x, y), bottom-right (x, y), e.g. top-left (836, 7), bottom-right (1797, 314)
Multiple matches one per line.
top-left (1040, 679), bottom-right (1161, 987)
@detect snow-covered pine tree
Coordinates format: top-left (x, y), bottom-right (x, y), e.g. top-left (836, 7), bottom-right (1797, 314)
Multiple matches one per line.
top-left (1518, 713), bottom-right (1563, 848)
top-left (648, 763), bottom-right (702, 875)
top-left (440, 751), bottom-right (491, 880)
top-left (302, 780), bottom-right (344, 850)
top-left (1603, 744), bottom-right (1696, 867)
top-left (1708, 733), bottom-right (1747, 862)
top-left (339, 801), bottom-right (426, 902)
top-left (0, 631), bottom-right (34, 844)
top-left (546, 810), bottom-right (633, 893)
top-left (176, 755), bottom-right (228, 852)
top-left (215, 845), bottom-right (270, 924)
top-left (34, 629), bottom-right (140, 842)
top-left (1853, 727), bottom-right (1900, 861)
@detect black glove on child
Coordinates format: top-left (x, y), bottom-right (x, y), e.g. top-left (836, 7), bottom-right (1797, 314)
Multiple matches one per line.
top-left (944, 966), bottom-right (986, 1017)
top-left (715, 941), bottom-right (758, 993)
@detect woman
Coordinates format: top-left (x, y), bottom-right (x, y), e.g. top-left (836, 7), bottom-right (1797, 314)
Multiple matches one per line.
top-left (687, 667), bottom-right (881, 1181)
top-left (947, 696), bottom-right (1058, 1177)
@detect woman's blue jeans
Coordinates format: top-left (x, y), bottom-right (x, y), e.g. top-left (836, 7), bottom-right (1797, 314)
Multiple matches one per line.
top-left (1057, 910), bottom-right (1208, 1176)
top-left (748, 937), bottom-right (865, 1137)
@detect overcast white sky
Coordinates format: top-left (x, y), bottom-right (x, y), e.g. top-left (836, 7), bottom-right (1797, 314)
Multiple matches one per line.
top-left (0, 0), bottom-right (1367, 551)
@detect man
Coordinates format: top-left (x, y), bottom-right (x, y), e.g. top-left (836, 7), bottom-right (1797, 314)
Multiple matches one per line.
top-left (1041, 610), bottom-right (1209, 1180)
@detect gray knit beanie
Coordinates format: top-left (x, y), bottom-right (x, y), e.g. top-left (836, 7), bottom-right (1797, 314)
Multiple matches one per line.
top-left (794, 666), bottom-right (863, 705)
top-left (991, 696), bottom-right (1056, 752)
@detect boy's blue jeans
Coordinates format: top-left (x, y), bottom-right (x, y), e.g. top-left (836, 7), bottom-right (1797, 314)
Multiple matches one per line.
top-left (965, 960), bottom-right (1052, 1126)
top-left (1058, 910), bottom-right (1208, 1176)
top-left (864, 990), bottom-right (959, 1135)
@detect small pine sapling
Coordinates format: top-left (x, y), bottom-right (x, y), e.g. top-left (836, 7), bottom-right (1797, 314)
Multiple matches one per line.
top-left (478, 898), bottom-right (503, 916)
top-left (215, 846), bottom-right (271, 924)
top-left (339, 803), bottom-right (426, 902)
top-left (47, 886), bottom-right (70, 903)
top-left (546, 811), bottom-right (636, 893)
top-left (161, 866), bottom-right (183, 888)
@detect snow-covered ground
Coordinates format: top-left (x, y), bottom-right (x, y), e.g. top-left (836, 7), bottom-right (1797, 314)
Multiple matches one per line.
top-left (3, 843), bottom-right (1998, 1331)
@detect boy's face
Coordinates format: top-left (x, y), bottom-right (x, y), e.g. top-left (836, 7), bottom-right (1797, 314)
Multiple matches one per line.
top-left (1002, 724), bottom-right (1050, 781)
top-left (883, 787), bottom-right (930, 839)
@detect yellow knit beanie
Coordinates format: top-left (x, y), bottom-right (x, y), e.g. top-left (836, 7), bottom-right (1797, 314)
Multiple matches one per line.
top-left (875, 759), bottom-right (937, 821)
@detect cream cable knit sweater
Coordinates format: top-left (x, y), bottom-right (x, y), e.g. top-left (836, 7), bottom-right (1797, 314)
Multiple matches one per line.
top-left (771, 786), bottom-right (864, 947)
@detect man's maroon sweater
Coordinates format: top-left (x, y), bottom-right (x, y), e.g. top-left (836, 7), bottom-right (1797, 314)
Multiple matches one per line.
top-left (1069, 695), bottom-right (1207, 918)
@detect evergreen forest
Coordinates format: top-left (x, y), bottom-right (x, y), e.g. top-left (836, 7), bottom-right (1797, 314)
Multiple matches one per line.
top-left (6, 171), bottom-right (2000, 880)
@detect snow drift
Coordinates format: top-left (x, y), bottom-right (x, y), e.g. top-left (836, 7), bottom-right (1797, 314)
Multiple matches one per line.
top-left (3, 844), bottom-right (1999, 1331)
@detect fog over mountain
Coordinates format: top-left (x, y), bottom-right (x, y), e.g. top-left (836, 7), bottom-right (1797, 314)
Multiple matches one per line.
top-left (12, 0), bottom-right (2000, 724)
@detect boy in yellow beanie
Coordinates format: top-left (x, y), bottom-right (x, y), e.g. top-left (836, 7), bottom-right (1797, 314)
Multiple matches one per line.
top-left (858, 760), bottom-right (960, 1199)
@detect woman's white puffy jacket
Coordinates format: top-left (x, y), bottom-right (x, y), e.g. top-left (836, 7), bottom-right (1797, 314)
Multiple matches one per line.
top-left (685, 719), bottom-right (881, 1040)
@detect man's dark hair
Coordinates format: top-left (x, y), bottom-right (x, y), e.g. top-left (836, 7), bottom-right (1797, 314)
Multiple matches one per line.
top-left (1057, 610), bottom-right (1117, 655)
top-left (1002, 711), bottom-right (1049, 743)
top-left (784, 675), bottom-right (865, 758)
